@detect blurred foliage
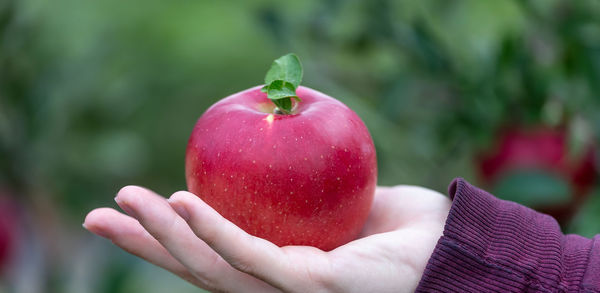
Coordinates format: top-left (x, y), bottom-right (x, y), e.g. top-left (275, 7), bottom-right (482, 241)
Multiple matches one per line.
top-left (1, 0), bottom-right (599, 292)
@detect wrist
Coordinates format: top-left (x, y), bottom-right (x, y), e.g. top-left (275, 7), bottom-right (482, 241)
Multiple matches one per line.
top-left (417, 178), bottom-right (596, 292)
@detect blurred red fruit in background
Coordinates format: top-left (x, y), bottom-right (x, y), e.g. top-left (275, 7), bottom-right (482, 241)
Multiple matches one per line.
top-left (0, 193), bottom-right (18, 275)
top-left (477, 126), bottom-right (597, 223)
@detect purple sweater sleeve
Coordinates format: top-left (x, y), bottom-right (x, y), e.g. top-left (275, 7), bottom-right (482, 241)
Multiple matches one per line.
top-left (416, 178), bottom-right (600, 292)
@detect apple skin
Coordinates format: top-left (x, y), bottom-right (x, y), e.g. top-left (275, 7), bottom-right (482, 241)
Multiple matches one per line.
top-left (186, 86), bottom-right (377, 251)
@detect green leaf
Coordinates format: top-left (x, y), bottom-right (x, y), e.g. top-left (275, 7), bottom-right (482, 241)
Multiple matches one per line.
top-left (568, 189), bottom-right (600, 238)
top-left (264, 53), bottom-right (303, 88)
top-left (271, 98), bottom-right (292, 114)
top-left (491, 169), bottom-right (572, 207)
top-left (264, 80), bottom-right (297, 100)
top-left (262, 54), bottom-right (303, 113)
top-left (264, 80), bottom-right (300, 114)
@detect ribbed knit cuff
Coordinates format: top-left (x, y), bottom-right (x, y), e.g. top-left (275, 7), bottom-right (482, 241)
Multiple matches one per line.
top-left (416, 178), bottom-right (599, 292)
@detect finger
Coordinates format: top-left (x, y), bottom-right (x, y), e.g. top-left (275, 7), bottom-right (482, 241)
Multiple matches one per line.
top-left (115, 186), bottom-right (275, 293)
top-left (168, 191), bottom-right (331, 292)
top-left (83, 208), bottom-right (205, 288)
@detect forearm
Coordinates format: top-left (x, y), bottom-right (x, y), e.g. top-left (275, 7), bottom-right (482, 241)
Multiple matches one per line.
top-left (417, 178), bottom-right (600, 292)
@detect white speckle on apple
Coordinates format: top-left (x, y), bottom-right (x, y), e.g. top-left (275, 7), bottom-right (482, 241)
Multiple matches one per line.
top-left (336, 177), bottom-right (340, 181)
top-left (273, 145), bottom-right (277, 149)
top-left (217, 152), bottom-right (221, 157)
top-left (303, 157), bottom-right (307, 160)
top-left (252, 160), bottom-right (256, 164)
top-left (290, 192), bottom-right (294, 195)
top-left (224, 188), bottom-right (228, 192)
top-left (238, 149), bottom-right (242, 152)
top-left (331, 145), bottom-right (335, 149)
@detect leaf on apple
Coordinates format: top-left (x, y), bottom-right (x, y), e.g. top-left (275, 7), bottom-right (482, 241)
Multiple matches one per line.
top-left (264, 53), bottom-right (303, 88)
top-left (261, 53), bottom-right (303, 114)
top-left (263, 80), bottom-right (297, 100)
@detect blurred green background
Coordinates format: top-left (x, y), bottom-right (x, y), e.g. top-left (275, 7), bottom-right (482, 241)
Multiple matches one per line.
top-left (1, 0), bottom-right (600, 292)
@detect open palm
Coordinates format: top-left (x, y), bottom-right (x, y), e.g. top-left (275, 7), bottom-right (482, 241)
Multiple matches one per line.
top-left (84, 185), bottom-right (451, 293)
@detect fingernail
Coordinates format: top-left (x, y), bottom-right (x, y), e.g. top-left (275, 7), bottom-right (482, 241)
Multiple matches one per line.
top-left (171, 203), bottom-right (191, 221)
top-left (115, 197), bottom-right (139, 219)
top-left (83, 223), bottom-right (110, 238)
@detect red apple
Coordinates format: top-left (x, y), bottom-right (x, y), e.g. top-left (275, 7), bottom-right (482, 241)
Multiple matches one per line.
top-left (0, 194), bottom-right (17, 274)
top-left (477, 126), bottom-right (597, 223)
top-left (185, 86), bottom-right (377, 251)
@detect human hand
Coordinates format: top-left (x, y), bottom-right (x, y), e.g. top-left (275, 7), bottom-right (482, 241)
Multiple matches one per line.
top-left (83, 185), bottom-right (451, 293)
